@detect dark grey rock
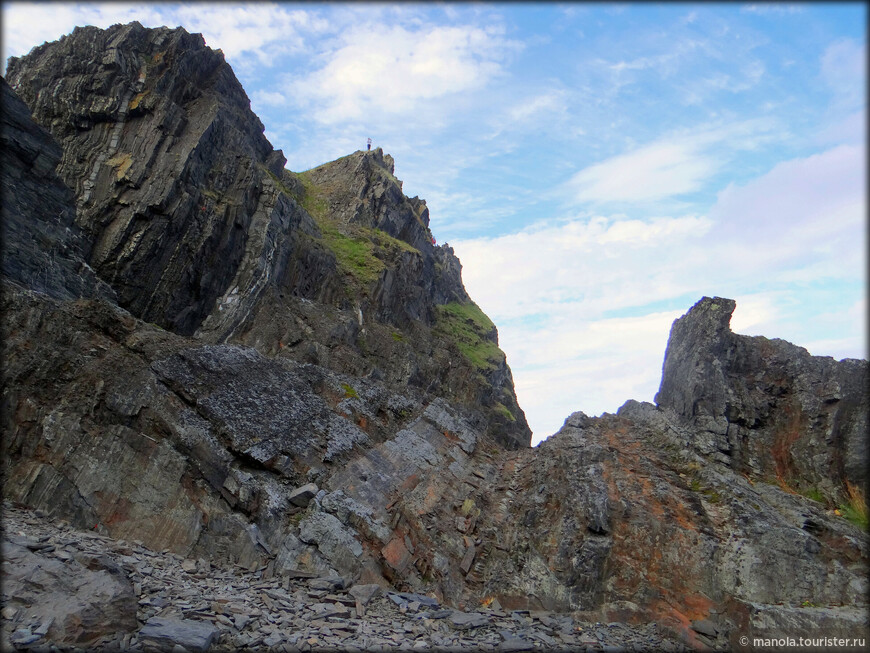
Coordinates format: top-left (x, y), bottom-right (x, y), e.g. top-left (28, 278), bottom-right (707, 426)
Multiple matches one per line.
top-left (389, 592), bottom-right (440, 607)
top-left (655, 296), bottom-right (868, 497)
top-left (289, 483), bottom-right (320, 508)
top-left (308, 576), bottom-right (348, 591)
top-left (348, 584), bottom-right (382, 606)
top-left (449, 611), bottom-right (490, 629)
top-left (139, 617), bottom-right (220, 651)
top-left (690, 619), bottom-right (718, 638)
top-left (0, 78), bottom-right (115, 302)
top-left (498, 637), bottom-right (534, 652)
top-left (1, 540), bottom-right (137, 644)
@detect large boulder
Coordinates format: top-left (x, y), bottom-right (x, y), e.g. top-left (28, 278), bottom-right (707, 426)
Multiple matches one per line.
top-left (1, 538), bottom-right (137, 645)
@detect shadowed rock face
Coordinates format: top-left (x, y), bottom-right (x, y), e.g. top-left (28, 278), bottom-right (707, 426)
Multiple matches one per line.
top-left (0, 78), bottom-right (115, 302)
top-left (2, 23), bottom-right (867, 650)
top-left (6, 22), bottom-right (286, 336)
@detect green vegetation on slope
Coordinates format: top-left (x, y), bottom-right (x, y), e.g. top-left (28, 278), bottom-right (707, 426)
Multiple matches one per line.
top-left (284, 170), bottom-right (419, 293)
top-left (434, 301), bottom-right (504, 371)
top-left (494, 401), bottom-right (517, 423)
top-left (840, 482), bottom-right (868, 531)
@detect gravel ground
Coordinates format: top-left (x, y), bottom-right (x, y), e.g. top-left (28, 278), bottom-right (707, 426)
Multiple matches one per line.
top-left (2, 502), bottom-right (688, 652)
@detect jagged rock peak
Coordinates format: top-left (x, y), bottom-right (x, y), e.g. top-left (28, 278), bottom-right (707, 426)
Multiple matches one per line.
top-left (677, 295), bottom-right (735, 330)
top-left (301, 147), bottom-right (434, 253)
top-left (5, 21), bottom-right (289, 335)
top-left (4, 21), bottom-right (531, 449)
top-left (656, 295), bottom-right (868, 502)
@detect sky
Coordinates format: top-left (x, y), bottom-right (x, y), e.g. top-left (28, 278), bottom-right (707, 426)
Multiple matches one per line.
top-left (2, 2), bottom-right (866, 445)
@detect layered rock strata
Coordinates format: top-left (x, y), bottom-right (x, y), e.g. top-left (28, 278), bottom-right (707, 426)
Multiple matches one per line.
top-left (0, 78), bottom-right (114, 302)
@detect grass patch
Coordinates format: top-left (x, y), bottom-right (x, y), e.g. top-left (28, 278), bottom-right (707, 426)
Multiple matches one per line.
top-left (292, 171), bottom-right (390, 291)
top-left (294, 171), bottom-right (328, 219)
top-left (341, 383), bottom-right (359, 400)
top-left (801, 486), bottom-right (826, 504)
top-left (322, 223), bottom-right (384, 287)
top-left (838, 481), bottom-right (868, 531)
top-left (371, 229), bottom-right (420, 255)
top-left (391, 332), bottom-right (404, 342)
top-left (494, 402), bottom-right (516, 423)
top-left (434, 302), bottom-right (503, 371)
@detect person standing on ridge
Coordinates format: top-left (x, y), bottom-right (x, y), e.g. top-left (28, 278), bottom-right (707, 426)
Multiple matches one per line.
top-left (367, 137), bottom-right (372, 151)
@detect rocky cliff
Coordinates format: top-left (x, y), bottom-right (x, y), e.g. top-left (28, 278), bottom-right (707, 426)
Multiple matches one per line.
top-left (4, 21), bottom-right (529, 450)
top-left (2, 22), bottom-right (867, 652)
top-left (656, 297), bottom-right (867, 500)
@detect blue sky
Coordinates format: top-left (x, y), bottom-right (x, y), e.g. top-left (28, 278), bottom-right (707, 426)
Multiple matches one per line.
top-left (3, 2), bottom-right (866, 444)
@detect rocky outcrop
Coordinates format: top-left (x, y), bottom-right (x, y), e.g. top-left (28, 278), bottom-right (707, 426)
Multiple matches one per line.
top-left (5, 22), bottom-right (530, 449)
top-left (656, 296), bottom-right (868, 503)
top-left (5, 22), bottom-right (293, 336)
top-left (0, 283), bottom-right (522, 596)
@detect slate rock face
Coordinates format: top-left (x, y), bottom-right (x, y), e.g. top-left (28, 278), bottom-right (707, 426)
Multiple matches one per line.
top-left (6, 21), bottom-right (297, 336)
top-left (656, 296), bottom-right (868, 502)
top-left (0, 78), bottom-right (114, 302)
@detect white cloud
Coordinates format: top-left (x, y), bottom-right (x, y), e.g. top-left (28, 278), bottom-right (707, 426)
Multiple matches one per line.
top-left (454, 140), bottom-right (865, 442)
top-left (565, 140), bottom-right (719, 204)
top-left (562, 118), bottom-right (785, 207)
top-left (820, 38), bottom-right (866, 111)
top-left (815, 110), bottom-right (866, 146)
top-left (171, 4), bottom-right (326, 63)
top-left (2, 2), bottom-right (167, 71)
top-left (514, 311), bottom-right (681, 443)
top-left (709, 144), bottom-right (865, 263)
top-left (741, 5), bottom-right (805, 15)
top-left (453, 213), bottom-right (712, 322)
top-left (1, 2), bottom-right (325, 75)
top-left (292, 22), bottom-right (520, 124)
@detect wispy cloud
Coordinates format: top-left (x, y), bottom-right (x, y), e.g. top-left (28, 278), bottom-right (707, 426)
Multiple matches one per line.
top-left (820, 38), bottom-right (867, 111)
top-left (288, 22), bottom-right (521, 124)
top-left (741, 4), bottom-right (805, 15)
top-left (484, 90), bottom-right (570, 141)
top-left (562, 118), bottom-right (783, 207)
top-left (565, 140), bottom-right (719, 204)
